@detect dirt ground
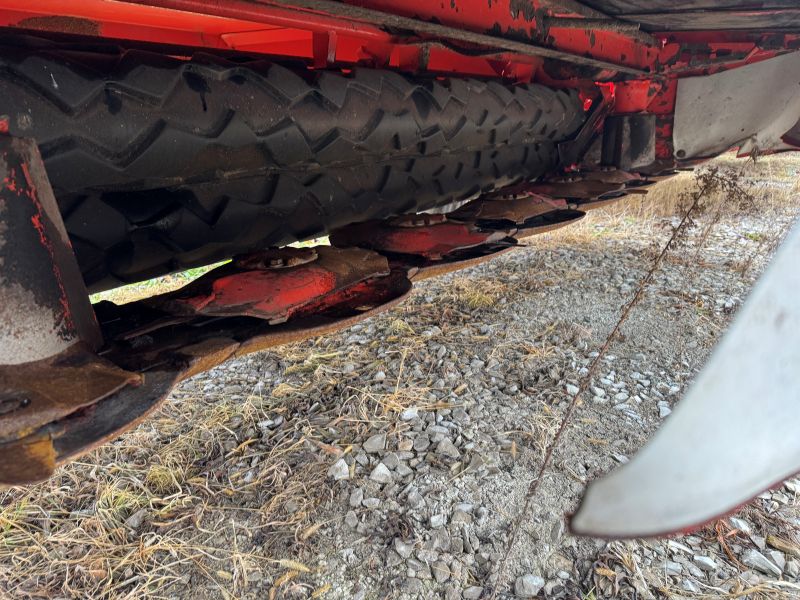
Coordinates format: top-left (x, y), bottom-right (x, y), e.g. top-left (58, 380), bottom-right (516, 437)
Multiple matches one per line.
top-left (2, 157), bottom-right (800, 600)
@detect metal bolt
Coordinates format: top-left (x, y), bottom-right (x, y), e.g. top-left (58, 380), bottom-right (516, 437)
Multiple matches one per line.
top-left (0, 391), bottom-right (30, 416)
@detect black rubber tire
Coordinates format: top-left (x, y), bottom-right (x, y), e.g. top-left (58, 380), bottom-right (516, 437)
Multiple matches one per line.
top-left (0, 43), bottom-right (585, 291)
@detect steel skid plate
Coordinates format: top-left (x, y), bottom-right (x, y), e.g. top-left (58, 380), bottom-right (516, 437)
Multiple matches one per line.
top-left (572, 220), bottom-right (800, 538)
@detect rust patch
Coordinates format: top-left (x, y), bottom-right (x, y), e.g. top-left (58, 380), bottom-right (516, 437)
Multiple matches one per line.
top-left (410, 243), bottom-right (518, 281)
top-left (509, 0), bottom-right (536, 23)
top-left (0, 344), bottom-right (140, 442)
top-left (16, 16), bottom-right (100, 36)
top-left (331, 216), bottom-right (513, 260)
top-left (451, 194), bottom-right (568, 225)
top-left (515, 210), bottom-right (586, 239)
top-left (0, 435), bottom-right (55, 486)
top-left (147, 246), bottom-right (389, 323)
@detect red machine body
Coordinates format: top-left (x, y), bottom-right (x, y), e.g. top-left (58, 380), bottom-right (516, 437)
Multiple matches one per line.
top-left (0, 0), bottom-right (798, 167)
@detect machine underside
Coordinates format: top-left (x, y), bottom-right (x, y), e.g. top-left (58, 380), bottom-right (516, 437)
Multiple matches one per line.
top-left (1, 1), bottom-right (799, 534)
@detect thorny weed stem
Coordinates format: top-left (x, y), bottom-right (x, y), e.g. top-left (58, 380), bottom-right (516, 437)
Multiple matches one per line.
top-left (488, 168), bottom-right (748, 598)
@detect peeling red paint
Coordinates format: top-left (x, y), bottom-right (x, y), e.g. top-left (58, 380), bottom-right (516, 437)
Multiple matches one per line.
top-left (20, 160), bottom-right (75, 336)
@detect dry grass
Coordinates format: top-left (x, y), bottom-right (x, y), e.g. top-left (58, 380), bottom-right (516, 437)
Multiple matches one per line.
top-left (0, 385), bottom-right (334, 598)
top-left (544, 153), bottom-right (800, 246)
top-left (446, 276), bottom-right (511, 310)
top-left (0, 324), bottom-right (444, 597)
top-left (3, 154), bottom-right (800, 599)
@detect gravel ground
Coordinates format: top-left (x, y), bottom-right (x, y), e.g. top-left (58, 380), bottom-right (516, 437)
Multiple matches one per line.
top-left (2, 167), bottom-right (800, 600)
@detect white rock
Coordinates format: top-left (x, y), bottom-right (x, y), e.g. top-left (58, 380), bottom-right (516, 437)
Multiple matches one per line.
top-left (432, 561), bottom-right (450, 583)
top-left (682, 579), bottom-right (700, 593)
top-left (344, 510), bottom-right (358, 528)
top-left (382, 452), bottom-right (400, 470)
top-left (436, 438), bottom-right (460, 459)
top-left (394, 538), bottom-right (414, 559)
top-left (369, 463), bottom-right (393, 484)
top-left (693, 555), bottom-right (717, 571)
top-left (400, 407), bottom-right (419, 421)
top-left (741, 549), bottom-right (782, 577)
top-left (566, 384), bottom-right (579, 396)
top-left (668, 540), bottom-right (693, 554)
top-left (328, 458), bottom-right (350, 481)
top-left (661, 560), bottom-right (683, 575)
top-left (785, 559), bottom-right (799, 578)
top-left (729, 517), bottom-right (752, 534)
top-left (349, 487), bottom-right (364, 507)
top-left (407, 487), bottom-right (425, 509)
top-left (784, 479), bottom-right (800, 494)
top-left (515, 574), bottom-right (545, 598)
top-left (772, 491), bottom-right (790, 504)
top-left (362, 497), bottom-right (381, 509)
top-left (430, 513), bottom-right (446, 528)
top-left (463, 587), bottom-right (484, 599)
top-left (768, 550), bottom-right (786, 571)
top-left (363, 433), bottom-right (386, 453)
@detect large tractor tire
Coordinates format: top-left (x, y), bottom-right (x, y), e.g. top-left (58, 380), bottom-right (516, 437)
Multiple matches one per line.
top-left (0, 42), bottom-right (586, 291)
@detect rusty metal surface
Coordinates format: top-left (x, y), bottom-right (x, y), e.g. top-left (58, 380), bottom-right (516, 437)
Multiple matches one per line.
top-left (51, 369), bottom-right (180, 468)
top-left (524, 178), bottom-right (628, 199)
top-left (0, 434), bottom-right (56, 486)
top-left (579, 169), bottom-right (641, 184)
top-left (138, 0), bottom-right (648, 75)
top-left (0, 344), bottom-right (139, 442)
top-left (404, 242), bottom-right (519, 281)
top-left (148, 246), bottom-right (389, 323)
top-left (449, 194), bottom-right (567, 225)
top-left (331, 217), bottom-right (513, 260)
top-left (0, 136), bottom-right (102, 364)
top-left (515, 210), bottom-right (587, 239)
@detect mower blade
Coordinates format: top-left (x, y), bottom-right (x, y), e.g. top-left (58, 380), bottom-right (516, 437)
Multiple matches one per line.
top-left (571, 221), bottom-right (800, 538)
